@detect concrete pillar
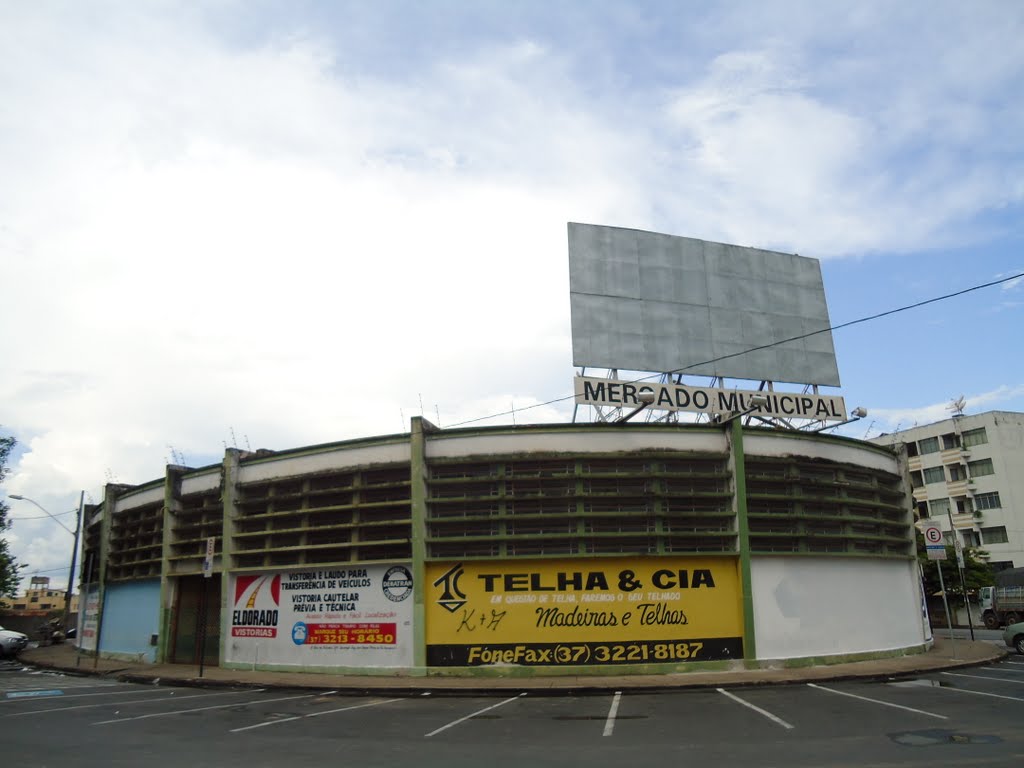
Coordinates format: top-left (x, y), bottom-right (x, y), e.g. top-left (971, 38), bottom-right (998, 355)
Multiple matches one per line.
top-left (219, 449), bottom-right (243, 665)
top-left (409, 417), bottom-right (435, 673)
top-left (727, 420), bottom-right (757, 662)
top-left (157, 466), bottom-right (186, 663)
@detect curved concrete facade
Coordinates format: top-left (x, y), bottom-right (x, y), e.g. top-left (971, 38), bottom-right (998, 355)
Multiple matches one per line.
top-left (80, 419), bottom-right (927, 675)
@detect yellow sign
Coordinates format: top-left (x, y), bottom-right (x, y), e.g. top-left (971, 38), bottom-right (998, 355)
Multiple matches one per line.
top-left (425, 556), bottom-right (743, 667)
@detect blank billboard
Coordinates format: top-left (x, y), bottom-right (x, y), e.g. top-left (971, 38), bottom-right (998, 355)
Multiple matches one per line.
top-left (568, 223), bottom-right (841, 386)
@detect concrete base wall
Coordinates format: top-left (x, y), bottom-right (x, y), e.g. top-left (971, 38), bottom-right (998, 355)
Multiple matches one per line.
top-left (752, 557), bottom-right (928, 660)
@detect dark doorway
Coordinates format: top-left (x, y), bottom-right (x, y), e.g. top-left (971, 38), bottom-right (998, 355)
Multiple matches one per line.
top-left (170, 575), bottom-right (221, 665)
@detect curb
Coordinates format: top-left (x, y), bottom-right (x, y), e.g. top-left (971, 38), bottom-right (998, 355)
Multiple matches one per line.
top-left (19, 645), bottom-right (1008, 698)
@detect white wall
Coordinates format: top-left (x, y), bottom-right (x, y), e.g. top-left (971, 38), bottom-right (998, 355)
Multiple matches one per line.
top-left (427, 428), bottom-right (728, 459)
top-left (752, 556), bottom-right (927, 660)
top-left (238, 442), bottom-right (410, 483)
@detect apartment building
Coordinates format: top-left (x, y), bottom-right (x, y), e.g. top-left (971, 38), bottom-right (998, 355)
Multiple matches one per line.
top-left (0, 576), bottom-right (79, 614)
top-left (870, 410), bottom-right (1024, 570)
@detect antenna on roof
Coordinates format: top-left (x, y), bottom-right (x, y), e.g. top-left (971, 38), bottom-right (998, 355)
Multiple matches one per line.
top-left (948, 395), bottom-right (967, 417)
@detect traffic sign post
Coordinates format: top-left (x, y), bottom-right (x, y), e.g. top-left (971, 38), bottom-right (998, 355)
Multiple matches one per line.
top-left (946, 511), bottom-right (976, 641)
top-left (199, 537), bottom-right (216, 677)
top-left (922, 520), bottom-right (957, 658)
top-left (923, 521), bottom-right (946, 560)
top-left (202, 536), bottom-right (215, 578)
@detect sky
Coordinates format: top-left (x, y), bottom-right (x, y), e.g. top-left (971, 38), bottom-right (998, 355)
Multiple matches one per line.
top-left (2, 0), bottom-right (1022, 593)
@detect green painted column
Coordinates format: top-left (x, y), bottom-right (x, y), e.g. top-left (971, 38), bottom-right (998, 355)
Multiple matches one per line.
top-left (93, 483), bottom-right (118, 661)
top-left (158, 467), bottom-right (185, 663)
top-left (409, 417), bottom-right (432, 673)
top-left (729, 419), bottom-right (757, 661)
top-left (221, 449), bottom-right (242, 665)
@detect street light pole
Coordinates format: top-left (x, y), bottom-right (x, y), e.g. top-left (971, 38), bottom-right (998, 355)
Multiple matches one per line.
top-left (9, 493), bottom-right (83, 634)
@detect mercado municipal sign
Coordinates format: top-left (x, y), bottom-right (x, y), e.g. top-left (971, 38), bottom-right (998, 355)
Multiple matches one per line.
top-left (574, 376), bottom-right (848, 421)
top-left (425, 557), bottom-right (743, 667)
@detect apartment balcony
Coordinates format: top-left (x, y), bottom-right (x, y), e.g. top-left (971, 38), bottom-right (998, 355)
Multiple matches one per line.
top-left (946, 479), bottom-right (969, 496)
top-left (940, 447), bottom-right (963, 464)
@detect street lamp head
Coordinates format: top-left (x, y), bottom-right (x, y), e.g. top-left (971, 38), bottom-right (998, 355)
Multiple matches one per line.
top-left (7, 494), bottom-right (78, 536)
top-left (748, 394), bottom-right (769, 408)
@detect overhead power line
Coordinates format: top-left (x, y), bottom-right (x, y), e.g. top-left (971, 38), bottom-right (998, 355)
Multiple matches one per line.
top-left (448, 270), bottom-right (1024, 428)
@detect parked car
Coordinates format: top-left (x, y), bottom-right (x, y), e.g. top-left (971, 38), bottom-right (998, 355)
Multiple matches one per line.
top-left (0, 625), bottom-right (29, 658)
top-left (1003, 621), bottom-right (1024, 655)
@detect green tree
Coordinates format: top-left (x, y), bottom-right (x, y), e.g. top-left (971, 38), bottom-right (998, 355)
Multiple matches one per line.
top-left (916, 531), bottom-right (994, 608)
top-left (0, 432), bottom-right (26, 598)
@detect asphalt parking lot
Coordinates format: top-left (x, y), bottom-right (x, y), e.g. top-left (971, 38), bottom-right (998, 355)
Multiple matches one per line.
top-left (3, 658), bottom-right (1024, 767)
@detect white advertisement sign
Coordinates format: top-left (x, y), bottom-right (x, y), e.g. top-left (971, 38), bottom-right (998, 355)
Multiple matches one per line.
top-left (225, 564), bottom-right (414, 668)
top-left (79, 587), bottom-right (100, 652)
top-left (574, 376), bottom-right (848, 421)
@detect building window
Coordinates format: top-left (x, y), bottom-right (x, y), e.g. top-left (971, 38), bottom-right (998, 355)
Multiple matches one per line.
top-left (948, 464), bottom-right (966, 482)
top-left (962, 427), bottom-right (988, 448)
top-left (929, 498), bottom-right (951, 517)
top-left (975, 492), bottom-right (1002, 510)
top-left (981, 526), bottom-right (1009, 545)
top-left (29, 596), bottom-right (38, 603)
top-left (910, 470), bottom-right (923, 488)
top-left (13, 603), bottom-right (26, 610)
top-left (906, 442), bottom-right (919, 457)
top-left (968, 458), bottom-right (995, 477)
top-left (917, 501), bottom-right (929, 519)
top-left (955, 497), bottom-right (973, 515)
top-left (918, 436), bottom-right (940, 454)
top-left (923, 466), bottom-right (946, 484)
top-left (941, 433), bottom-right (959, 450)
top-left (962, 530), bottom-right (981, 547)
top-left (992, 561), bottom-right (1015, 572)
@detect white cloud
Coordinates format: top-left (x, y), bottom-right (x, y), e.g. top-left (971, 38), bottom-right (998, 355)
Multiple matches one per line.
top-left (1, 3), bottom-right (1022, 589)
top-left (1000, 272), bottom-right (1024, 292)
top-left (864, 385), bottom-right (1024, 436)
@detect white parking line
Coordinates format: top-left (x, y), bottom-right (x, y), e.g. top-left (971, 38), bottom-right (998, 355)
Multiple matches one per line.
top-left (807, 683), bottom-right (947, 720)
top-left (942, 671), bottom-right (1024, 684)
top-left (425, 693), bottom-right (527, 738)
top-left (94, 691), bottom-right (316, 725)
top-left (231, 697), bottom-right (398, 733)
top-left (717, 688), bottom-right (794, 729)
top-left (602, 692), bottom-right (621, 737)
top-left (2, 689), bottom-right (250, 717)
top-left (937, 685), bottom-right (1024, 703)
top-left (1, 687), bottom-right (175, 705)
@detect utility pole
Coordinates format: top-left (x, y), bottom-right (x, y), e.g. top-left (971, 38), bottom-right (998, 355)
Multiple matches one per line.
top-left (63, 491), bottom-right (84, 634)
top-left (947, 509), bottom-right (976, 641)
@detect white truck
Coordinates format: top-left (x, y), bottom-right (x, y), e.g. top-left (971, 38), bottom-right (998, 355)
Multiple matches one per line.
top-left (980, 567), bottom-right (1024, 629)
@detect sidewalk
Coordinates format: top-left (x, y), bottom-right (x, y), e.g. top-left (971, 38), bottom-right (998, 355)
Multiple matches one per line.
top-left (15, 637), bottom-right (1007, 696)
